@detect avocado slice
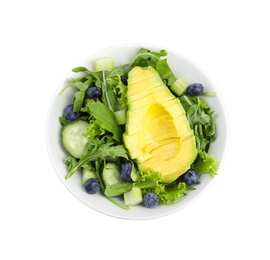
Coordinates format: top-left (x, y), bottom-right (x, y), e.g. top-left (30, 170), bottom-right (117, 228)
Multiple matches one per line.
top-left (123, 66), bottom-right (197, 183)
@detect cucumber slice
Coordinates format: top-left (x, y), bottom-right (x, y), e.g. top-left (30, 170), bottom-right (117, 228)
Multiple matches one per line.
top-left (82, 168), bottom-right (97, 186)
top-left (95, 58), bottom-right (114, 72)
top-left (102, 162), bottom-right (122, 186)
top-left (114, 109), bottom-right (126, 125)
top-left (171, 78), bottom-right (188, 96)
top-left (61, 120), bottom-right (89, 158)
top-left (124, 187), bottom-right (142, 206)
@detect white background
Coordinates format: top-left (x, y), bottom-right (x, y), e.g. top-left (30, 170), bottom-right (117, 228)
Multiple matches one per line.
top-left (1, 0), bottom-right (269, 259)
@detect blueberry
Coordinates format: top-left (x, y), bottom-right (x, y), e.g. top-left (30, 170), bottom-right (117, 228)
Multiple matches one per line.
top-left (86, 84), bottom-right (102, 99)
top-left (64, 104), bottom-right (81, 121)
top-left (121, 76), bottom-right (128, 86)
top-left (181, 169), bottom-right (199, 186)
top-left (84, 178), bottom-right (100, 194)
top-left (120, 161), bottom-right (132, 181)
top-left (186, 83), bottom-right (204, 96)
top-left (143, 192), bottom-right (159, 208)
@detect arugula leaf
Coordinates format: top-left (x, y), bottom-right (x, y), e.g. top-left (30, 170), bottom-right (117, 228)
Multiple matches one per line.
top-left (187, 103), bottom-right (211, 125)
top-left (180, 95), bottom-right (216, 152)
top-left (65, 137), bottom-right (128, 179)
top-left (72, 66), bottom-right (91, 73)
top-left (60, 65), bottom-right (126, 113)
top-left (138, 47), bottom-right (167, 58)
top-left (59, 76), bottom-right (88, 95)
top-left (104, 170), bottom-right (160, 197)
top-left (86, 100), bottom-right (123, 142)
top-left (179, 94), bottom-right (219, 176)
top-left (131, 48), bottom-right (167, 68)
top-left (131, 48), bottom-right (176, 87)
top-left (155, 59), bottom-right (176, 87)
top-left (104, 183), bottom-right (133, 197)
top-left (73, 79), bottom-right (92, 112)
top-left (89, 67), bottom-right (125, 112)
top-left (105, 170), bottom-right (187, 205)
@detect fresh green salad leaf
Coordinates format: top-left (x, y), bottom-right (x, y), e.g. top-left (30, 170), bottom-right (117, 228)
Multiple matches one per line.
top-left (107, 75), bottom-right (128, 110)
top-left (72, 66), bottom-right (91, 73)
top-left (155, 59), bottom-right (176, 87)
top-left (104, 170), bottom-right (161, 197)
top-left (105, 170), bottom-right (187, 205)
top-left (73, 79), bottom-right (92, 112)
top-left (152, 182), bottom-right (187, 205)
top-left (131, 48), bottom-right (176, 87)
top-left (193, 151), bottom-right (219, 178)
top-left (59, 76), bottom-right (89, 95)
top-left (65, 136), bottom-right (128, 179)
top-left (132, 48), bottom-right (167, 68)
top-left (84, 100), bottom-right (123, 142)
top-left (90, 67), bottom-right (126, 112)
top-left (179, 94), bottom-right (219, 177)
top-left (85, 120), bottom-right (106, 138)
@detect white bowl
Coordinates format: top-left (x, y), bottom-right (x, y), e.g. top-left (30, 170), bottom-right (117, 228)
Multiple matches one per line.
top-left (46, 43), bottom-right (229, 220)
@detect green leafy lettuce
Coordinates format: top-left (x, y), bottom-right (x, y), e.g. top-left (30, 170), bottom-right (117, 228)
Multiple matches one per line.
top-left (105, 170), bottom-right (187, 205)
top-left (60, 65), bottom-right (128, 113)
top-left (193, 151), bottom-right (219, 178)
top-left (65, 136), bottom-right (128, 179)
top-left (82, 100), bottom-right (122, 142)
top-left (131, 48), bottom-right (176, 87)
top-left (179, 94), bottom-right (219, 177)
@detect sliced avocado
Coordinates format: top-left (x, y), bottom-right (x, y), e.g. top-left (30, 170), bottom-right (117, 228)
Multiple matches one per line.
top-left (123, 66), bottom-right (197, 183)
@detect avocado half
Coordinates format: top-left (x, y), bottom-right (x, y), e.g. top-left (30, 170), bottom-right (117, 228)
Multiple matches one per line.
top-left (123, 66), bottom-right (197, 183)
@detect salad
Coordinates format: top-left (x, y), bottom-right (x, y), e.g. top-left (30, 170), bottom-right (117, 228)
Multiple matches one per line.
top-left (59, 47), bottom-right (219, 210)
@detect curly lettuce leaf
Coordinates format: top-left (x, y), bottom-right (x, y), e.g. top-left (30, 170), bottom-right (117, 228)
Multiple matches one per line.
top-left (152, 182), bottom-right (187, 205)
top-left (105, 170), bottom-right (187, 205)
top-left (193, 151), bottom-right (219, 178)
top-left (85, 120), bottom-right (106, 138)
top-left (107, 75), bottom-right (128, 109)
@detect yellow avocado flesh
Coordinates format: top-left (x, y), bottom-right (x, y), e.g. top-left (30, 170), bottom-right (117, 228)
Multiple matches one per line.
top-left (123, 66), bottom-right (197, 183)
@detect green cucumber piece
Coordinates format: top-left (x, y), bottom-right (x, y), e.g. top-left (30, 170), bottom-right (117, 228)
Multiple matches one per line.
top-left (61, 120), bottom-right (89, 158)
top-left (124, 187), bottom-right (142, 206)
top-left (114, 109), bottom-right (126, 125)
top-left (171, 78), bottom-right (188, 96)
top-left (102, 162), bottom-right (122, 186)
top-left (95, 58), bottom-right (114, 72)
top-left (82, 168), bottom-right (97, 186)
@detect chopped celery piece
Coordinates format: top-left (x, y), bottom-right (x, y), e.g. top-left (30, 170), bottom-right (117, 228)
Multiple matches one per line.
top-left (114, 109), bottom-right (126, 125)
top-left (82, 169), bottom-right (97, 186)
top-left (124, 187), bottom-right (142, 206)
top-left (95, 57), bottom-right (114, 72)
top-left (171, 78), bottom-right (188, 96)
